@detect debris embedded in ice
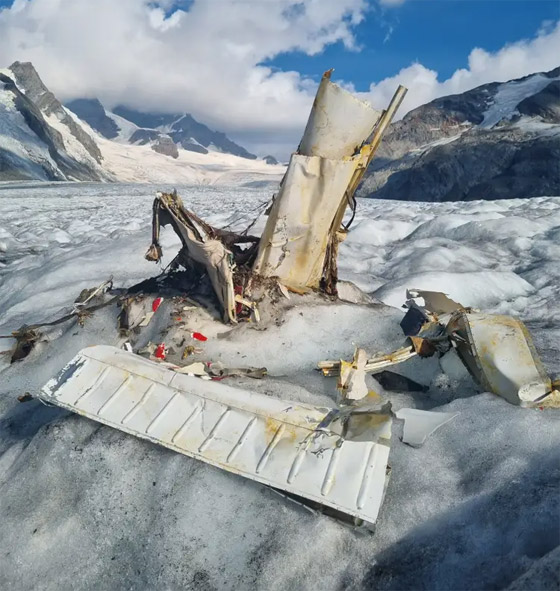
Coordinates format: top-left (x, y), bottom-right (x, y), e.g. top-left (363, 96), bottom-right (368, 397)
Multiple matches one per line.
top-left (39, 345), bottom-right (394, 526)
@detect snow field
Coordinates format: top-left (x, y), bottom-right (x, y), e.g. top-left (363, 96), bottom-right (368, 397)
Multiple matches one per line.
top-left (0, 183), bottom-right (558, 590)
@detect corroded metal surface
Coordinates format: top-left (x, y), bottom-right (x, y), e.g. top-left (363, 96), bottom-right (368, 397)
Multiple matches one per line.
top-left (451, 312), bottom-right (552, 405)
top-left (253, 155), bottom-right (358, 290)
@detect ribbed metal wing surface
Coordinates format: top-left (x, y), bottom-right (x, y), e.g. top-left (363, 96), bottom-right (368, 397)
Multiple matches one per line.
top-left (40, 346), bottom-right (391, 523)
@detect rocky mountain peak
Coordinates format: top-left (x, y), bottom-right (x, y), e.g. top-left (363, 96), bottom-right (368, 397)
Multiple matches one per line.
top-left (359, 66), bottom-right (560, 202)
top-left (0, 61), bottom-right (111, 181)
top-left (8, 61), bottom-right (53, 111)
top-left (65, 98), bottom-right (119, 139)
top-left (9, 61), bottom-right (103, 164)
top-left (111, 105), bottom-right (257, 159)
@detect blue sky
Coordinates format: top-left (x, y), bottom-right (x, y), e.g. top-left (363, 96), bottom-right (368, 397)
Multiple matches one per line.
top-left (265, 1), bottom-right (560, 89)
top-left (0, 0), bottom-right (558, 156)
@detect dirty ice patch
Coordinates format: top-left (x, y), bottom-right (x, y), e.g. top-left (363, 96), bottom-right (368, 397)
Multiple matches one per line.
top-left (202, 301), bottom-right (404, 376)
top-left (374, 270), bottom-right (534, 311)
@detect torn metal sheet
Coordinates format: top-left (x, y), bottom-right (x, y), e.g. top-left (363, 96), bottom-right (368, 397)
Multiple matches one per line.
top-left (253, 72), bottom-right (407, 293)
top-left (299, 70), bottom-right (381, 160)
top-left (253, 155), bottom-right (358, 290)
top-left (449, 311), bottom-right (552, 406)
top-left (395, 408), bottom-right (459, 447)
top-left (40, 346), bottom-right (392, 525)
top-left (151, 192), bottom-right (237, 323)
top-left (406, 289), bottom-right (465, 315)
top-left (145, 192), bottom-right (259, 324)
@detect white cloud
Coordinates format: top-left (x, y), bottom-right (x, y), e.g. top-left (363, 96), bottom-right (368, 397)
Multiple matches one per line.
top-left (361, 20), bottom-right (560, 119)
top-left (0, 0), bottom-right (558, 158)
top-left (0, 0), bottom-right (366, 156)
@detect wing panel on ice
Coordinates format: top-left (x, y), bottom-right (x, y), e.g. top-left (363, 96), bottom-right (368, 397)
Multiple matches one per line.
top-left (40, 346), bottom-right (391, 524)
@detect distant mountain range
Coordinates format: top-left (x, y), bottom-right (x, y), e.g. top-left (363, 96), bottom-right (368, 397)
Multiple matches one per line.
top-left (66, 99), bottom-right (257, 160)
top-left (0, 61), bottom-right (281, 184)
top-left (358, 67), bottom-right (560, 201)
top-left (1, 60), bottom-right (558, 199)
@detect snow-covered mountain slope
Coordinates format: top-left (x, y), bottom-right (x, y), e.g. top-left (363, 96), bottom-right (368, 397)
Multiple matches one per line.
top-left (97, 134), bottom-right (283, 185)
top-left (359, 67), bottom-right (560, 201)
top-left (0, 65), bottom-right (110, 182)
top-left (0, 62), bottom-right (284, 185)
top-left (67, 98), bottom-right (258, 159)
top-left (112, 105), bottom-right (257, 159)
top-left (64, 98), bottom-right (120, 140)
top-left (0, 183), bottom-right (558, 590)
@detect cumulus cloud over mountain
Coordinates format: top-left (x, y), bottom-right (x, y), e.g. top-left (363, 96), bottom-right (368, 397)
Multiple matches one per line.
top-left (0, 0), bottom-right (558, 156)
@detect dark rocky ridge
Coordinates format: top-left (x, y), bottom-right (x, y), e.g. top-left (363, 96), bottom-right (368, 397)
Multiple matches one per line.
top-left (65, 98), bottom-right (119, 139)
top-left (9, 62), bottom-right (103, 164)
top-left (368, 128), bottom-right (560, 201)
top-left (517, 80), bottom-right (560, 123)
top-left (0, 70), bottom-right (108, 182)
top-left (359, 67), bottom-right (560, 201)
top-left (129, 128), bottom-right (162, 144)
top-left (129, 129), bottom-right (179, 158)
top-left (151, 135), bottom-right (179, 159)
top-left (111, 106), bottom-right (178, 130)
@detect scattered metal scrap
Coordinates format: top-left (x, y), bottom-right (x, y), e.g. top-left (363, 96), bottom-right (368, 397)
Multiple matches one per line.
top-left (320, 289), bottom-right (558, 408)
top-left (31, 74), bottom-right (409, 528)
top-left (318, 345), bottom-right (417, 378)
top-left (142, 71), bottom-right (407, 322)
top-left (395, 408), bottom-right (459, 448)
top-left (405, 289), bottom-right (556, 407)
top-left (25, 67), bottom-right (558, 534)
top-left (3, 279), bottom-right (118, 363)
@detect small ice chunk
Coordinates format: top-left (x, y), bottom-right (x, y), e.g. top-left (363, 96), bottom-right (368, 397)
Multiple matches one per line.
top-left (396, 408), bottom-right (459, 447)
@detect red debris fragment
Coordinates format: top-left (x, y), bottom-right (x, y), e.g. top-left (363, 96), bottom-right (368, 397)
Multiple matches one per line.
top-left (192, 332), bottom-right (208, 342)
top-left (154, 343), bottom-right (166, 359)
top-left (152, 297), bottom-right (163, 313)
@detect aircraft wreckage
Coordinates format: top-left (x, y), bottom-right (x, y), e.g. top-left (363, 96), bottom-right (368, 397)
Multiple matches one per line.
top-left (7, 70), bottom-right (559, 527)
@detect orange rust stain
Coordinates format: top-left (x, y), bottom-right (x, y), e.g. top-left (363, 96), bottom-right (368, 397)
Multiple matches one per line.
top-left (265, 417), bottom-right (299, 445)
top-left (264, 417), bottom-right (278, 444)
